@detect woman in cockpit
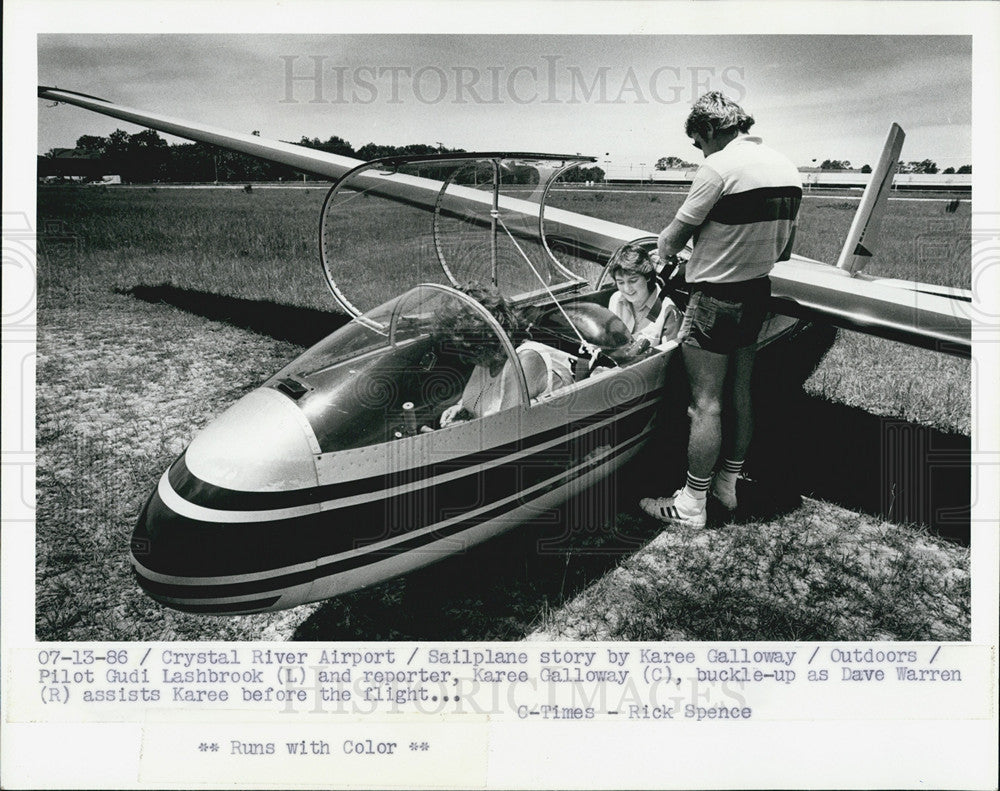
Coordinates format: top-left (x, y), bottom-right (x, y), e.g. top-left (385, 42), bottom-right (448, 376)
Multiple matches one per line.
top-left (607, 244), bottom-right (681, 349)
top-left (438, 283), bottom-right (575, 427)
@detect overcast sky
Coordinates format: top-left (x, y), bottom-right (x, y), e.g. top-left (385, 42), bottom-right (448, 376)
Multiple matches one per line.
top-left (38, 34), bottom-right (971, 171)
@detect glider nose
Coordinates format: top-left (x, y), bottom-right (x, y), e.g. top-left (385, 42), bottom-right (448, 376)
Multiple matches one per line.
top-left (129, 387), bottom-right (322, 613)
top-left (182, 387), bottom-right (322, 494)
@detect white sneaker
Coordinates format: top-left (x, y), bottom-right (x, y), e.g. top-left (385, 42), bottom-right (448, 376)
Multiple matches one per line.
top-left (640, 489), bottom-right (707, 527)
top-left (710, 479), bottom-right (738, 510)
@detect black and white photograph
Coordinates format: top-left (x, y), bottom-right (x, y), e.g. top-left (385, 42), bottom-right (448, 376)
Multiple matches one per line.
top-left (3, 2), bottom-right (998, 788)
top-left (32, 31), bottom-right (977, 642)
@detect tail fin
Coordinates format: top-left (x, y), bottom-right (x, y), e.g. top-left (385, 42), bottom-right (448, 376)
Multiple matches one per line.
top-left (836, 123), bottom-right (905, 275)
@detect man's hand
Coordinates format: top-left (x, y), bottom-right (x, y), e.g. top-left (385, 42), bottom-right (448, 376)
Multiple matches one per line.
top-left (666, 256), bottom-right (686, 282)
top-left (657, 218), bottom-right (697, 260)
top-left (652, 250), bottom-right (684, 281)
top-left (649, 250), bottom-right (667, 271)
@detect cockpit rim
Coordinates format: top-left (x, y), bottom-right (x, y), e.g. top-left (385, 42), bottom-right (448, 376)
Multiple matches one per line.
top-left (389, 282), bottom-right (531, 404)
top-left (291, 282), bottom-right (532, 406)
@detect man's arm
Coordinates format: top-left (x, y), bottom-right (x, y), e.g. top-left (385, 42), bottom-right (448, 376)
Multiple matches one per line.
top-left (657, 217), bottom-right (698, 259)
top-left (659, 162), bottom-right (720, 262)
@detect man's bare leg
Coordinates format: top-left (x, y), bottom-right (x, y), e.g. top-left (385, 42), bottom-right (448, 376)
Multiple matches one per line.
top-left (640, 344), bottom-right (728, 526)
top-left (713, 344), bottom-right (757, 508)
top-left (683, 343), bottom-right (729, 478)
top-left (727, 345), bottom-right (757, 460)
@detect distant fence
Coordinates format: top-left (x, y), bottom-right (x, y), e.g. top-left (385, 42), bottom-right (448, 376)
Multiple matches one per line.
top-left (799, 171), bottom-right (971, 191)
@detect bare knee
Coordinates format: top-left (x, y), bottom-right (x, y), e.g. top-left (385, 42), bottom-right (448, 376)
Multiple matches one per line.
top-left (689, 398), bottom-right (722, 421)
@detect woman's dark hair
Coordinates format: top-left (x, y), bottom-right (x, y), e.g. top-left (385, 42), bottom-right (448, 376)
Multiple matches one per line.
top-left (608, 245), bottom-right (658, 290)
top-left (436, 282), bottom-right (525, 365)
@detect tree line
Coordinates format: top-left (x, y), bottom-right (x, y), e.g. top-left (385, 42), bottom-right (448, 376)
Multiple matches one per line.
top-left (656, 154), bottom-right (971, 175)
top-left (41, 128), bottom-right (605, 184)
top-left (655, 156), bottom-right (697, 170)
top-left (814, 159), bottom-right (970, 174)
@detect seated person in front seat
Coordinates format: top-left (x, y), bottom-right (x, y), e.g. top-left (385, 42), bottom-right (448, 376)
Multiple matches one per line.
top-left (607, 244), bottom-right (681, 350)
top-left (439, 284), bottom-right (575, 427)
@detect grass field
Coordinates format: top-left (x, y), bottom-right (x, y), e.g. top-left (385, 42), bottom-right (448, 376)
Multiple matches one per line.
top-left (34, 184), bottom-right (971, 641)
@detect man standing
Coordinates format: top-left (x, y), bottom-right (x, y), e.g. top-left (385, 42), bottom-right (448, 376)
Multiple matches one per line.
top-left (641, 91), bottom-right (802, 527)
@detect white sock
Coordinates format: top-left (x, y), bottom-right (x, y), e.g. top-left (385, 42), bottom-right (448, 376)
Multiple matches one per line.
top-left (715, 458), bottom-right (743, 489)
top-left (681, 472), bottom-right (710, 509)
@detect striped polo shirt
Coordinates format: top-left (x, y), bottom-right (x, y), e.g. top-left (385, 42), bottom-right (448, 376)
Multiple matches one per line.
top-left (676, 136), bottom-right (802, 283)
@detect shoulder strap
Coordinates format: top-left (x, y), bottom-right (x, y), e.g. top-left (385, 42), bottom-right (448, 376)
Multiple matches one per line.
top-left (645, 297), bottom-right (663, 324)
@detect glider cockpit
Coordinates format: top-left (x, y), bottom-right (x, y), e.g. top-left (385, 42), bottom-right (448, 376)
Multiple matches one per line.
top-left (131, 153), bottom-right (667, 613)
top-left (266, 284), bottom-right (522, 450)
top-left (270, 152), bottom-right (648, 450)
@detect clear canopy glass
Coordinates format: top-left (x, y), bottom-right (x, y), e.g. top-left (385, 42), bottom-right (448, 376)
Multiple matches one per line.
top-left (267, 284), bottom-right (527, 451)
top-left (319, 153), bottom-right (599, 319)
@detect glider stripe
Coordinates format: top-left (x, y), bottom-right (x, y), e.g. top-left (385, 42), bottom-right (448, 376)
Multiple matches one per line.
top-left (135, 403), bottom-right (656, 577)
top-left (168, 392), bottom-right (657, 511)
top-left (135, 431), bottom-right (647, 601)
top-left (160, 397), bottom-right (655, 523)
top-left (149, 593), bottom-right (282, 614)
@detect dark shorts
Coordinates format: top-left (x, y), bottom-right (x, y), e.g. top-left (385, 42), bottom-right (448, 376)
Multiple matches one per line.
top-left (679, 277), bottom-right (771, 354)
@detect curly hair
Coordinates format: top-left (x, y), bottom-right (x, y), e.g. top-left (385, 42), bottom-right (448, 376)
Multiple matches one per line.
top-left (436, 282), bottom-right (524, 365)
top-left (684, 91), bottom-right (754, 139)
top-left (608, 245), bottom-right (658, 290)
